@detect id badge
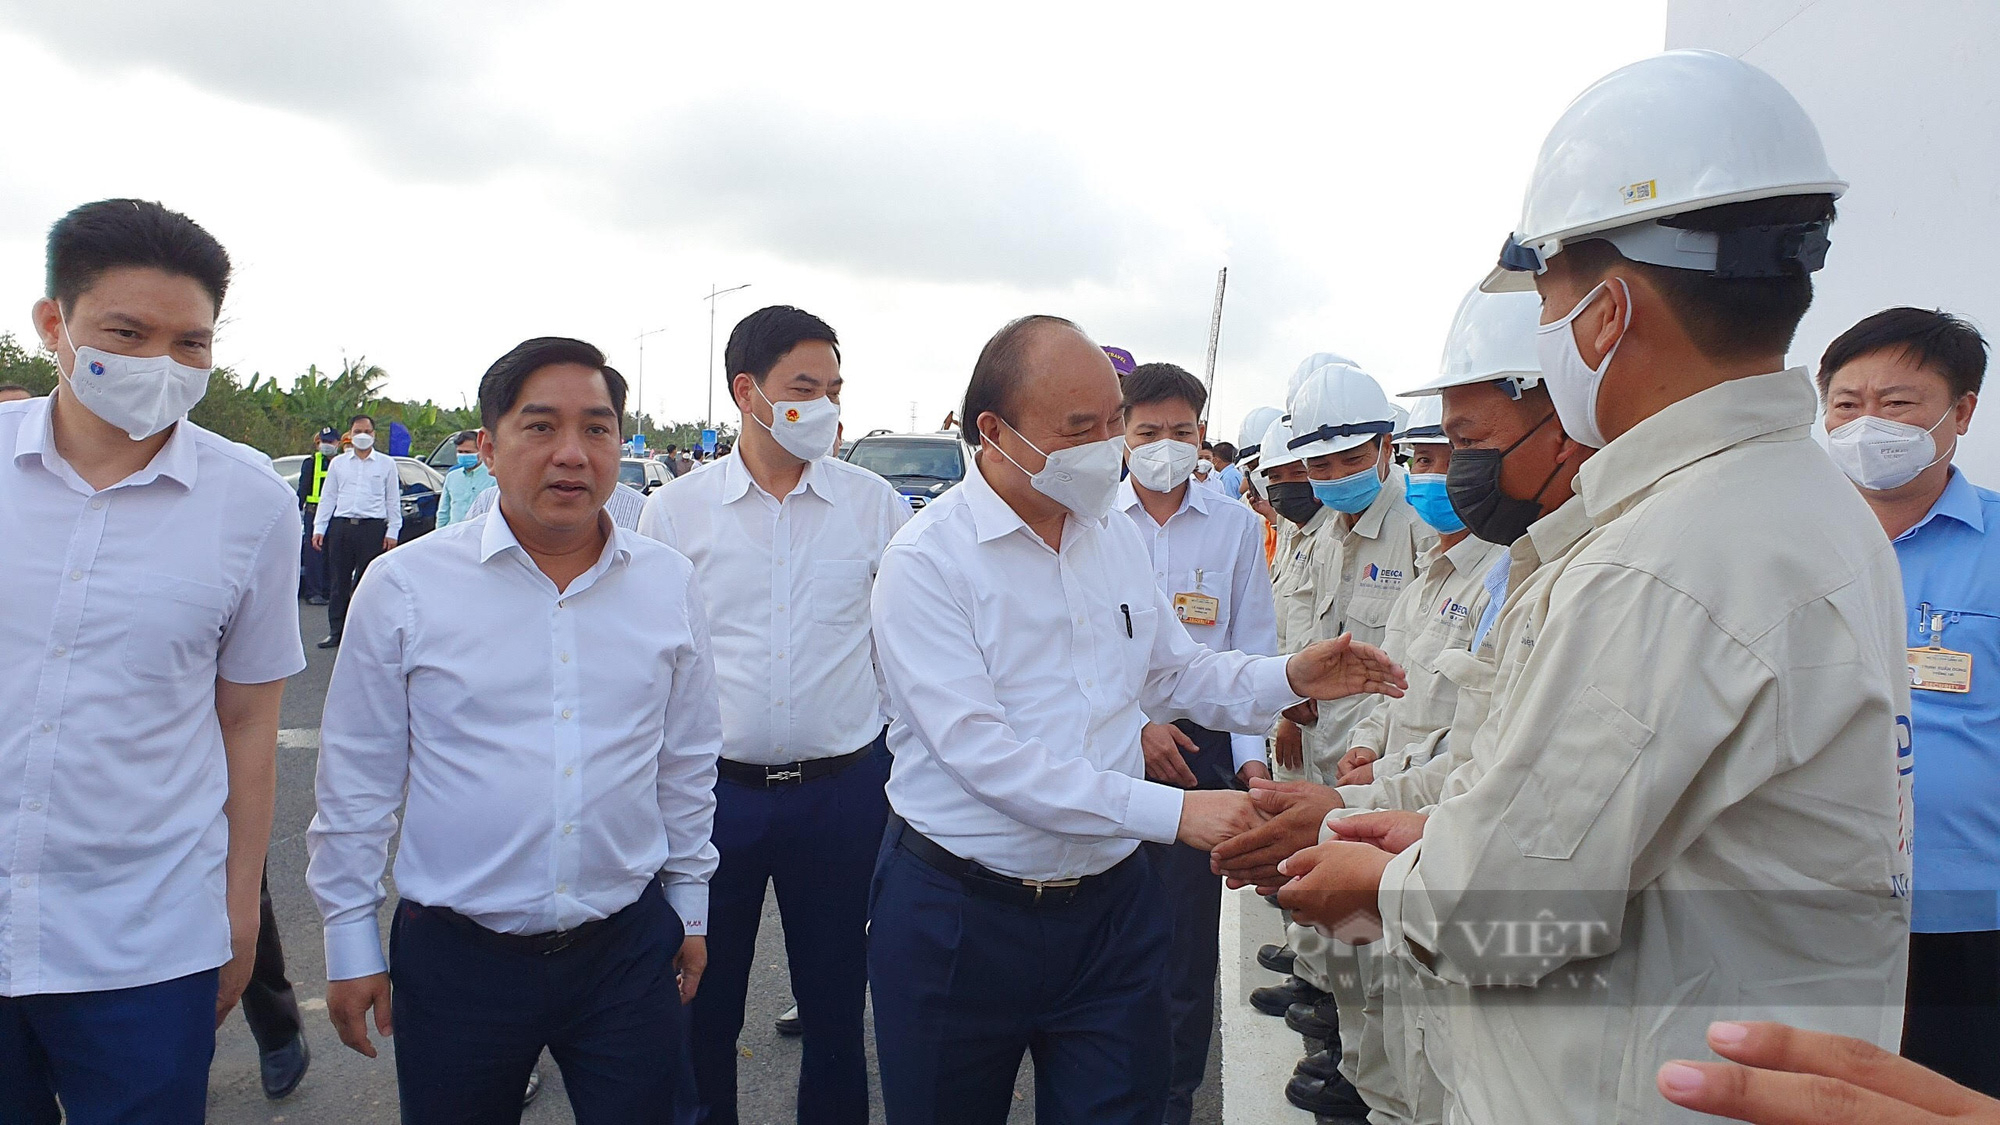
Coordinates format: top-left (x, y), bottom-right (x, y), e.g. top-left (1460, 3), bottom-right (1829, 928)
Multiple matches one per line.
top-left (1909, 646), bottom-right (1974, 693)
top-left (1173, 592), bottom-right (1220, 627)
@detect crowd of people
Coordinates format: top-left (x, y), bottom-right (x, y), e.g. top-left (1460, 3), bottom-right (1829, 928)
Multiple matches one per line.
top-left (1, 46), bottom-right (1997, 1125)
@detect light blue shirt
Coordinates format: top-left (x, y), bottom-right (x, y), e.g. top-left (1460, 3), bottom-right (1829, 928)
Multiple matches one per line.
top-left (1895, 468), bottom-right (2000, 932)
top-left (1219, 464), bottom-right (1243, 500)
top-left (436, 463), bottom-right (494, 528)
top-left (1471, 552), bottom-right (1510, 655)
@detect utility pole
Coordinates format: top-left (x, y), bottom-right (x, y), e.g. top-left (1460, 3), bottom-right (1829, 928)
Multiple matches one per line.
top-left (704, 283), bottom-right (753, 429)
top-left (1202, 267), bottom-right (1228, 425)
top-left (634, 325), bottom-right (670, 440)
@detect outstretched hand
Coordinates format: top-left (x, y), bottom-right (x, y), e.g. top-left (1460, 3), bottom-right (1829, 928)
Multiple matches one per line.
top-left (1274, 840), bottom-right (1392, 943)
top-left (1287, 635), bottom-right (1407, 703)
top-left (1326, 810), bottom-right (1428, 855)
top-left (1211, 778), bottom-right (1342, 892)
top-left (1657, 1020), bottom-right (2000, 1124)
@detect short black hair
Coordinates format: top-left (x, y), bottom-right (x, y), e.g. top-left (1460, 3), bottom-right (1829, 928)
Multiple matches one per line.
top-left (0, 383), bottom-right (27, 395)
top-left (454, 430), bottom-right (480, 446)
top-left (46, 199), bottom-right (231, 314)
top-left (477, 337), bottom-right (628, 432)
top-left (961, 315), bottom-right (1080, 447)
top-left (1212, 441), bottom-right (1237, 465)
top-left (349, 413), bottom-right (375, 429)
top-left (724, 306), bottom-right (840, 387)
top-left (1817, 307), bottom-right (1988, 401)
top-left (1556, 194), bottom-right (1838, 363)
top-left (1122, 362), bottom-right (1207, 419)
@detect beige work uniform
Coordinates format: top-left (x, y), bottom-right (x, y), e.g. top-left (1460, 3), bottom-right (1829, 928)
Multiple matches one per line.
top-left (1291, 470), bottom-right (1431, 1115)
top-left (1329, 499), bottom-right (1597, 1125)
top-left (1272, 507), bottom-right (1337, 782)
top-left (1374, 372), bottom-right (1913, 1125)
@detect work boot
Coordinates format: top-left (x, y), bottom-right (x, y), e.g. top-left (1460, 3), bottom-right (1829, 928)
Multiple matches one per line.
top-left (1250, 975), bottom-right (1326, 1017)
top-left (1286, 1071), bottom-right (1370, 1120)
top-left (1286, 996), bottom-right (1340, 1041)
top-left (1294, 1047), bottom-right (1340, 1082)
top-left (1257, 943), bottom-right (1297, 975)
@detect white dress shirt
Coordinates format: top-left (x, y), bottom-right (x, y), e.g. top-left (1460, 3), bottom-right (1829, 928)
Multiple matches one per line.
top-left (466, 480), bottom-right (648, 530)
top-left (306, 510), bottom-right (723, 981)
top-left (0, 398), bottom-right (306, 995)
top-left (1116, 477), bottom-right (1279, 770)
top-left (872, 463), bottom-right (1302, 882)
top-left (312, 449), bottom-right (403, 540)
top-left (639, 452), bottom-right (910, 765)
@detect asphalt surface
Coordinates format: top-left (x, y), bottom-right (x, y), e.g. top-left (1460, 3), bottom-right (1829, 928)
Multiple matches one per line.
top-left (206, 597), bottom-right (1223, 1123)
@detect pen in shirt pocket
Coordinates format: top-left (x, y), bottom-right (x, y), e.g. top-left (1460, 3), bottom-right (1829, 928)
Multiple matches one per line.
top-left (1120, 603), bottom-right (1132, 638)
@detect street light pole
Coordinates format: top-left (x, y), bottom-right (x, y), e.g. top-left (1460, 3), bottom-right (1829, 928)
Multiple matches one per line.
top-left (703, 282), bottom-right (752, 430)
top-left (634, 325), bottom-right (670, 444)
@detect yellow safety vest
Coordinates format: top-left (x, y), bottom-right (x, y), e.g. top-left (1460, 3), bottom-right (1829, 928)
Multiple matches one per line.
top-left (306, 452), bottom-right (331, 505)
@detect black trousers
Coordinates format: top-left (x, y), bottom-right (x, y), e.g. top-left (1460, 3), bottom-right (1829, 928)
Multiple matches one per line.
top-left (1905, 929), bottom-right (2000, 1097)
top-left (1141, 721), bottom-right (1237, 1125)
top-left (324, 516), bottom-right (387, 638)
top-left (240, 869), bottom-right (302, 1053)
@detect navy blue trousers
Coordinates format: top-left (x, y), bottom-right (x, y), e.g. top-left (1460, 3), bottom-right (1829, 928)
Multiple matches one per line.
top-left (299, 512), bottom-right (327, 599)
top-left (868, 822), bottom-right (1173, 1125)
top-left (1141, 721), bottom-right (1236, 1125)
top-left (0, 968), bottom-right (218, 1125)
top-left (389, 881), bottom-right (691, 1125)
top-left (691, 738), bottom-right (889, 1125)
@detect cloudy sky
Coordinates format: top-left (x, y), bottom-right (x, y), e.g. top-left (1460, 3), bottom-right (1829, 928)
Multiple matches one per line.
top-left (0, 0), bottom-right (1667, 439)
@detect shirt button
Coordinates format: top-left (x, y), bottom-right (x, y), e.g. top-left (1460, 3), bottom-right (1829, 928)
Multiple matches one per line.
top-left (561, 708), bottom-right (573, 720)
top-left (69, 571), bottom-right (82, 581)
top-left (560, 652), bottom-right (570, 663)
top-left (25, 800), bottom-right (42, 812)
top-left (15, 875), bottom-right (31, 888)
top-left (563, 824), bottom-right (575, 835)
top-left (775, 651), bottom-right (785, 659)
top-left (1085, 679), bottom-right (1094, 687)
top-left (774, 699), bottom-right (784, 707)
top-left (89, 499), bottom-right (104, 510)
top-left (556, 883), bottom-right (568, 894)
top-left (775, 604), bottom-right (786, 612)
top-left (52, 646), bottom-right (66, 658)
top-left (39, 723), bottom-right (52, 733)
top-left (564, 766), bottom-right (574, 777)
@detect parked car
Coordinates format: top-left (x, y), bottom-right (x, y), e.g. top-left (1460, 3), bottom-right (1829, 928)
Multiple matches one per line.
top-left (272, 454), bottom-right (307, 493)
top-left (620, 457), bottom-right (673, 495)
top-left (395, 457), bottom-right (445, 541)
top-left (422, 434), bottom-right (465, 473)
top-left (843, 432), bottom-right (971, 511)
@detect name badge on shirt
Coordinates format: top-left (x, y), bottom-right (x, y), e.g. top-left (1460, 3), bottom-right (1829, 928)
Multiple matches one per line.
top-left (1909, 646), bottom-right (1973, 693)
top-left (1174, 592), bottom-right (1220, 627)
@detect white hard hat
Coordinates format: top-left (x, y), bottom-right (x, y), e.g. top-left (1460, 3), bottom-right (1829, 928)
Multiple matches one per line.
top-left (1390, 403), bottom-right (1411, 439)
top-left (1396, 396), bottom-right (1448, 446)
top-left (1402, 287), bottom-right (1545, 397)
top-left (1286, 364), bottom-right (1396, 460)
top-left (1286, 352), bottom-right (1361, 410)
top-left (1484, 49), bottom-right (1845, 293)
top-left (1236, 406), bottom-right (1284, 460)
top-left (1259, 415), bottom-right (1305, 471)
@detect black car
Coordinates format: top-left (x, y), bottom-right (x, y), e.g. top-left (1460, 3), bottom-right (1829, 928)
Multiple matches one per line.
top-left (844, 432), bottom-right (971, 511)
top-left (395, 457), bottom-right (445, 541)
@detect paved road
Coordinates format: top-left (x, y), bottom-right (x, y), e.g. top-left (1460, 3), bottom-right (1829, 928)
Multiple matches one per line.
top-left (206, 598), bottom-right (1222, 1123)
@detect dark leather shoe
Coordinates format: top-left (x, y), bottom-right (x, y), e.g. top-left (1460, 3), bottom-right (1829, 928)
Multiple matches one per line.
top-left (1250, 975), bottom-right (1327, 1017)
top-left (775, 1003), bottom-right (802, 1036)
top-left (1286, 997), bottom-right (1340, 1041)
top-left (317, 635), bottom-right (341, 649)
top-left (1294, 1047), bottom-right (1340, 1082)
top-left (306, 595), bottom-right (329, 606)
top-left (260, 1033), bottom-right (309, 1100)
top-left (1285, 1072), bottom-right (1369, 1119)
top-left (1257, 943), bottom-right (1297, 975)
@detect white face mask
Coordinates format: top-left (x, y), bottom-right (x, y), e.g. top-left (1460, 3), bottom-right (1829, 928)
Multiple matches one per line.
top-left (350, 432), bottom-right (375, 452)
top-left (753, 381), bottom-right (840, 462)
top-left (1127, 438), bottom-right (1200, 493)
top-left (58, 313), bottom-right (211, 441)
top-left (1826, 407), bottom-right (1957, 491)
top-left (993, 420), bottom-right (1125, 521)
top-left (318, 442), bottom-right (339, 455)
top-left (1250, 469), bottom-right (1268, 499)
top-left (1534, 278), bottom-right (1630, 449)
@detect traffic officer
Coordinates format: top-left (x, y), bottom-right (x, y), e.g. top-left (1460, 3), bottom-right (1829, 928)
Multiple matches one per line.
top-left (1, 198), bottom-right (305, 1120)
top-left (1115, 362), bottom-right (1279, 1125)
top-left (1277, 50), bottom-right (1912, 1125)
top-left (310, 412), bottom-right (401, 648)
top-left (297, 426), bottom-right (339, 604)
top-left (867, 314), bottom-right (1405, 1125)
top-left (639, 306), bottom-right (909, 1125)
top-left (1818, 306), bottom-right (1998, 1095)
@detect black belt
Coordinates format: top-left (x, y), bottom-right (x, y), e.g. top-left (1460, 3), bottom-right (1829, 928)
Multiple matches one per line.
top-left (401, 891), bottom-right (639, 956)
top-left (889, 813), bottom-right (1130, 909)
top-left (334, 516), bottom-right (386, 527)
top-left (716, 732), bottom-right (882, 789)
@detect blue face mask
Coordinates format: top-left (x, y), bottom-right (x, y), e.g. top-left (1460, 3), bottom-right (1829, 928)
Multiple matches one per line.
top-left (1405, 472), bottom-right (1465, 534)
top-left (456, 452), bottom-right (479, 470)
top-left (1310, 464), bottom-right (1384, 514)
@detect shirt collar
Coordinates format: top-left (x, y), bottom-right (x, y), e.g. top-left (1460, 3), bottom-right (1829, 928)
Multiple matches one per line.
top-left (1574, 368), bottom-right (1818, 526)
top-left (963, 454), bottom-right (1114, 546)
top-left (1434, 532), bottom-right (1495, 576)
top-left (1517, 494), bottom-right (1595, 573)
top-left (718, 450), bottom-right (831, 505)
top-left (1116, 477), bottom-right (1211, 521)
top-left (13, 395), bottom-right (199, 491)
top-left (479, 500), bottom-right (630, 572)
top-left (1901, 467), bottom-right (1986, 540)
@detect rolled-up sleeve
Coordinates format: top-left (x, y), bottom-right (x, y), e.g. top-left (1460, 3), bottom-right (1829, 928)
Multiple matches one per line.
top-left (306, 565), bottom-right (415, 981)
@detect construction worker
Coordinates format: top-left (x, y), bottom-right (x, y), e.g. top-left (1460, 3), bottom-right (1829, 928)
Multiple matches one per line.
top-left (1276, 50), bottom-right (1911, 1124)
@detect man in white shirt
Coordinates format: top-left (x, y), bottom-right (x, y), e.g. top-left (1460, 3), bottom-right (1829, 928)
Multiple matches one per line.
top-left (0, 199), bottom-right (305, 1122)
top-left (307, 337), bottom-right (721, 1123)
top-left (639, 306), bottom-right (908, 1125)
top-left (309, 411), bottom-right (401, 648)
top-left (1115, 362), bottom-right (1279, 1125)
top-left (867, 315), bottom-right (1407, 1124)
